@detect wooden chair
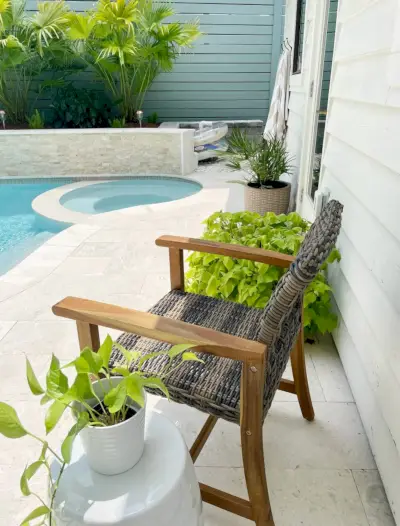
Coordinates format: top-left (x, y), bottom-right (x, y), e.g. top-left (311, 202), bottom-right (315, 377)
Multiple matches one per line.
top-left (53, 200), bottom-right (343, 526)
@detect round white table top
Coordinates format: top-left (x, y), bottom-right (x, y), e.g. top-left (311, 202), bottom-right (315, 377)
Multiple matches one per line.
top-left (51, 411), bottom-right (192, 525)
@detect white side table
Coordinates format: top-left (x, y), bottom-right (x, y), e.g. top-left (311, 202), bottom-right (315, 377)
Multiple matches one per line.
top-left (51, 412), bottom-right (203, 526)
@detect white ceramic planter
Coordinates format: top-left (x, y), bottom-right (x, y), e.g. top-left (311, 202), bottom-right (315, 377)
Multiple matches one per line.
top-left (78, 377), bottom-right (146, 476)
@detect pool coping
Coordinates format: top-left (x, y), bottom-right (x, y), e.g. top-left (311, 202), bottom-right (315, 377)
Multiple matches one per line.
top-left (32, 175), bottom-right (204, 225)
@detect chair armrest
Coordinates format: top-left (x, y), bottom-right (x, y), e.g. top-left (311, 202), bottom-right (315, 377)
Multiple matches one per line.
top-left (52, 297), bottom-right (266, 362)
top-left (156, 235), bottom-right (294, 268)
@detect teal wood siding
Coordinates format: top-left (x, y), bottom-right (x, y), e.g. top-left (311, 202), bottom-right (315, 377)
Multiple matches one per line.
top-left (144, 0), bottom-right (284, 121)
top-left (26, 0), bottom-right (284, 123)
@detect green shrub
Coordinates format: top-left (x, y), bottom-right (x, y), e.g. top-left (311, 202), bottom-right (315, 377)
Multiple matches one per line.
top-left (27, 109), bottom-right (45, 129)
top-left (51, 84), bottom-right (113, 128)
top-left (185, 211), bottom-right (340, 340)
top-left (110, 117), bottom-right (126, 128)
top-left (147, 111), bottom-right (158, 124)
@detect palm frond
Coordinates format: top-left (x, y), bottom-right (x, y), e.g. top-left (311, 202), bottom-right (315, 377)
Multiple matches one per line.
top-left (29, 1), bottom-right (70, 55)
top-left (95, 0), bottom-right (138, 28)
top-left (67, 12), bottom-right (95, 40)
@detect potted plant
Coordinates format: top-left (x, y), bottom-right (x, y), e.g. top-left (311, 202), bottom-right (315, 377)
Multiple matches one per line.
top-left (223, 129), bottom-right (293, 215)
top-left (0, 336), bottom-right (201, 525)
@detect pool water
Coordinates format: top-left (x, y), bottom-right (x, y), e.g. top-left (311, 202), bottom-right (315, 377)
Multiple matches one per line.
top-left (60, 178), bottom-right (201, 214)
top-left (0, 182), bottom-right (69, 276)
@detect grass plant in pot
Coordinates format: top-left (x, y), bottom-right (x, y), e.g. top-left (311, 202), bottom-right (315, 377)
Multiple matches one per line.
top-left (0, 336), bottom-right (201, 525)
top-left (224, 129), bottom-right (293, 215)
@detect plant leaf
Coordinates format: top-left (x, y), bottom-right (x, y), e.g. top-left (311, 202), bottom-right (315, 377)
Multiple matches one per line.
top-left (45, 400), bottom-right (67, 434)
top-left (61, 412), bottom-right (89, 463)
top-left (40, 393), bottom-right (53, 406)
top-left (26, 358), bottom-right (44, 395)
top-left (98, 334), bottom-right (113, 369)
top-left (104, 380), bottom-right (127, 413)
top-left (20, 505), bottom-right (50, 525)
top-left (182, 351), bottom-right (204, 363)
top-left (62, 373), bottom-right (95, 404)
top-left (142, 376), bottom-right (169, 399)
top-left (111, 366), bottom-right (130, 377)
top-left (168, 343), bottom-right (197, 360)
top-left (126, 375), bottom-right (145, 407)
top-left (20, 460), bottom-right (44, 496)
top-left (46, 355), bottom-right (69, 399)
top-left (0, 402), bottom-right (27, 439)
top-left (75, 347), bottom-right (103, 375)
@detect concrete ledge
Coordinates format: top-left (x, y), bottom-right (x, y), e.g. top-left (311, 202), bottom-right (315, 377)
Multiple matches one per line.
top-left (0, 128), bottom-right (198, 177)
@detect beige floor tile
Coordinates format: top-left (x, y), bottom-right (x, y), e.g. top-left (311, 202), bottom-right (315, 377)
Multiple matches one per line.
top-left (308, 336), bottom-right (354, 402)
top-left (197, 466), bottom-right (371, 526)
top-left (353, 470), bottom-right (396, 526)
top-left (0, 321), bottom-right (16, 341)
top-left (54, 256), bottom-right (111, 276)
top-left (264, 402), bottom-right (375, 470)
top-left (72, 241), bottom-right (120, 257)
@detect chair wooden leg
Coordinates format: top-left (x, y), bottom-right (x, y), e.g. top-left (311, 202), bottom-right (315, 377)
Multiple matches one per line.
top-left (241, 359), bottom-right (275, 526)
top-left (190, 415), bottom-right (218, 463)
top-left (291, 326), bottom-right (315, 421)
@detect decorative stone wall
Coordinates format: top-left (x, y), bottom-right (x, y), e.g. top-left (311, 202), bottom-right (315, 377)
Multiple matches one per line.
top-left (0, 128), bottom-right (197, 177)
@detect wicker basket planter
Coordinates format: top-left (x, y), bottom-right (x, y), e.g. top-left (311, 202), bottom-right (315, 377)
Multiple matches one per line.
top-left (244, 181), bottom-right (291, 215)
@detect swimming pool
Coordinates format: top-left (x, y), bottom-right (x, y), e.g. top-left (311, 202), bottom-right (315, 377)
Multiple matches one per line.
top-left (0, 181), bottom-right (70, 276)
top-left (60, 178), bottom-right (201, 214)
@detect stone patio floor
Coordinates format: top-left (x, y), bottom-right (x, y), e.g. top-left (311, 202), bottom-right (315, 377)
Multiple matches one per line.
top-left (0, 163), bottom-right (395, 525)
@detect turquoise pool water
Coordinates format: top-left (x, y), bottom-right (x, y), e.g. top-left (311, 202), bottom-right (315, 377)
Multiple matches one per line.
top-left (0, 181), bottom-right (69, 276)
top-left (60, 178), bottom-right (201, 214)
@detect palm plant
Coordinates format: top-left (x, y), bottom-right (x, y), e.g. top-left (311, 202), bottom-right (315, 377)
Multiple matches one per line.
top-left (67, 0), bottom-right (201, 122)
top-left (0, 0), bottom-right (74, 123)
top-left (224, 129), bottom-right (293, 187)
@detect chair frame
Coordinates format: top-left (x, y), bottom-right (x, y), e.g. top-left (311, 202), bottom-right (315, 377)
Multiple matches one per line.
top-left (52, 235), bottom-right (314, 526)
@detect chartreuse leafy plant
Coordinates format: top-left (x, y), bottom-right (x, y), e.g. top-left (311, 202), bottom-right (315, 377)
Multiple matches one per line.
top-left (0, 336), bottom-right (201, 525)
top-left (186, 211), bottom-right (340, 340)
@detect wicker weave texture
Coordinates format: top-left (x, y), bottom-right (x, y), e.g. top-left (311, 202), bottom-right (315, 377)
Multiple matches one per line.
top-left (111, 200), bottom-right (344, 424)
top-left (244, 184), bottom-right (290, 215)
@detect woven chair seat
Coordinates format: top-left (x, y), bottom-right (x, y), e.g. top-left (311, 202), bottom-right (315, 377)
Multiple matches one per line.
top-left (110, 289), bottom-right (264, 423)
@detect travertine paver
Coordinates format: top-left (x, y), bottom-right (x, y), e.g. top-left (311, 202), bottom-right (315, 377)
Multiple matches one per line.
top-left (0, 164), bottom-right (395, 525)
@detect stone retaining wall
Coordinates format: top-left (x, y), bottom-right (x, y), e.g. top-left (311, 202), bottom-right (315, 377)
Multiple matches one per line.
top-left (0, 128), bottom-right (197, 177)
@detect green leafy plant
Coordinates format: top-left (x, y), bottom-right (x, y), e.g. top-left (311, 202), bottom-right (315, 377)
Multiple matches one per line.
top-left (66, 0), bottom-right (201, 121)
top-left (51, 84), bottom-right (113, 128)
top-left (147, 111), bottom-right (158, 124)
top-left (223, 129), bottom-right (293, 187)
top-left (0, 0), bottom-right (76, 123)
top-left (110, 116), bottom-right (126, 128)
top-left (27, 108), bottom-right (45, 129)
top-left (186, 211), bottom-right (340, 340)
top-left (0, 335), bottom-right (201, 525)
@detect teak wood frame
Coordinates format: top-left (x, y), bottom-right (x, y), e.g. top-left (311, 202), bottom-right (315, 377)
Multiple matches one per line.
top-left (52, 235), bottom-right (314, 526)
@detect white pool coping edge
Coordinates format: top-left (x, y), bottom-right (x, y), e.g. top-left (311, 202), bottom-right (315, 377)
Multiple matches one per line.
top-left (32, 176), bottom-right (204, 225)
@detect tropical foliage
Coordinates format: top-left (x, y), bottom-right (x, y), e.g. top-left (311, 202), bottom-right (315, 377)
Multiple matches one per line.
top-left (0, 0), bottom-right (201, 125)
top-left (50, 83), bottom-right (113, 128)
top-left (0, 336), bottom-right (201, 525)
top-left (186, 210), bottom-right (341, 340)
top-left (0, 0), bottom-right (76, 123)
top-left (223, 128), bottom-right (294, 186)
top-left (67, 0), bottom-right (200, 121)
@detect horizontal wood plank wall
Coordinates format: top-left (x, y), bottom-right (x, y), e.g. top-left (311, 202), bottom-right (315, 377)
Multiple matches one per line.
top-left (322, 0), bottom-right (400, 518)
top-left (25, 0), bottom-right (282, 123)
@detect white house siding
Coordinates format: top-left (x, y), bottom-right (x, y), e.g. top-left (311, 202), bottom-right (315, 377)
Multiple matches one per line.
top-left (321, 0), bottom-right (400, 521)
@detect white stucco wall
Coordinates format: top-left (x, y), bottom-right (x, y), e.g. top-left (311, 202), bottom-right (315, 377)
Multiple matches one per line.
top-left (320, 0), bottom-right (400, 520)
top-left (0, 128), bottom-right (197, 177)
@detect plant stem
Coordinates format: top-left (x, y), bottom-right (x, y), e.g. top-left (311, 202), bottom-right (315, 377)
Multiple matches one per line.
top-left (29, 434), bottom-right (63, 464)
top-left (49, 461), bottom-right (66, 526)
